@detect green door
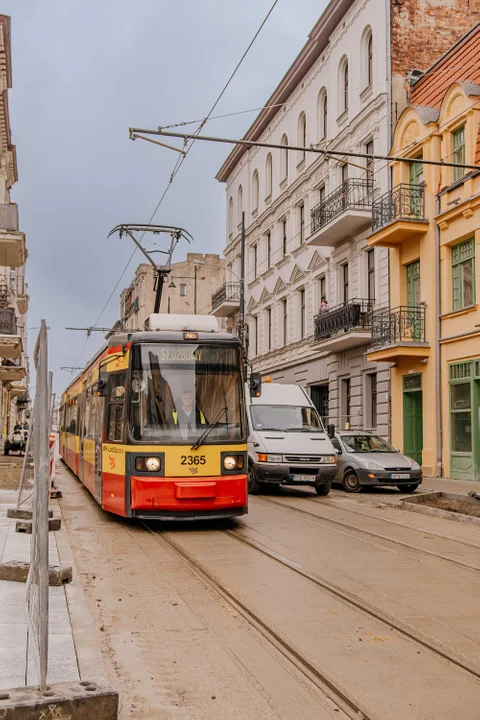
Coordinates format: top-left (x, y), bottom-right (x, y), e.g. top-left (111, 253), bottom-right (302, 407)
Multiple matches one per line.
top-left (403, 375), bottom-right (423, 465)
top-left (406, 260), bottom-right (421, 341)
top-left (409, 156), bottom-right (423, 217)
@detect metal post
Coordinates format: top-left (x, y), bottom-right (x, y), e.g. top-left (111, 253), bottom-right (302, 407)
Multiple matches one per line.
top-left (194, 263), bottom-right (197, 315)
top-left (239, 212), bottom-right (246, 354)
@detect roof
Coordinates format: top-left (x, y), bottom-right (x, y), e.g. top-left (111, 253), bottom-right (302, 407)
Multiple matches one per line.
top-left (411, 23), bottom-right (480, 109)
top-left (412, 105), bottom-right (439, 124)
top-left (216, 0), bottom-right (355, 182)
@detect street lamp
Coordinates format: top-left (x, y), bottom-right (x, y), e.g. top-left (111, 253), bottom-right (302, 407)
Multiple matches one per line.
top-left (167, 259), bottom-right (206, 314)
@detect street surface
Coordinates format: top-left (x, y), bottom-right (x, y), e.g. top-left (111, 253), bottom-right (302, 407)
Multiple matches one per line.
top-left (57, 464), bottom-right (480, 720)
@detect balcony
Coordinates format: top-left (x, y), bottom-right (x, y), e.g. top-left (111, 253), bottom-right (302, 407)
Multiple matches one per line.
top-left (0, 358), bottom-right (26, 382)
top-left (0, 308), bottom-right (22, 359)
top-left (313, 298), bottom-right (373, 352)
top-left (0, 204), bottom-right (27, 267)
top-left (211, 282), bottom-right (240, 317)
top-left (308, 179), bottom-right (374, 247)
top-left (367, 305), bottom-right (430, 362)
top-left (369, 184), bottom-right (429, 248)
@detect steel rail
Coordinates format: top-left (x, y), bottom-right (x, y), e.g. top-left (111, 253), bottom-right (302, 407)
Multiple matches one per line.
top-left (256, 495), bottom-right (480, 573)
top-left (221, 524), bottom-right (480, 681)
top-left (140, 521), bottom-right (371, 720)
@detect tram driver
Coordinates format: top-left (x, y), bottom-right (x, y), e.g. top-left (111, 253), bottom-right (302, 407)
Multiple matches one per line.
top-left (171, 389), bottom-right (207, 439)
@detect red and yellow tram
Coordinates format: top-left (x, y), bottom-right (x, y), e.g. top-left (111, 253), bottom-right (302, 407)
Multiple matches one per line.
top-left (59, 316), bottom-right (248, 520)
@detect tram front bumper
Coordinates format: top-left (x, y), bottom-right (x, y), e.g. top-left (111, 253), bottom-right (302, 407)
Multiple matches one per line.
top-left (129, 474), bottom-right (248, 515)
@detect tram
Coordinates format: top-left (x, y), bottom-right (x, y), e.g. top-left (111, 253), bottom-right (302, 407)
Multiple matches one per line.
top-left (59, 314), bottom-right (249, 520)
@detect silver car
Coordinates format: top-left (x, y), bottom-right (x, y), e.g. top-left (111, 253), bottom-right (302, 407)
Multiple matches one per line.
top-left (330, 431), bottom-right (422, 493)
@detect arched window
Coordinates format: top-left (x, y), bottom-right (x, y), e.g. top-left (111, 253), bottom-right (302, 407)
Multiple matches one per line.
top-left (367, 32), bottom-right (373, 86)
top-left (338, 56), bottom-right (349, 115)
top-left (265, 153), bottom-right (273, 198)
top-left (252, 170), bottom-right (259, 212)
top-left (343, 61), bottom-right (349, 112)
top-left (318, 88), bottom-right (327, 139)
top-left (297, 113), bottom-right (307, 162)
top-left (280, 134), bottom-right (289, 181)
top-left (237, 185), bottom-right (243, 224)
top-left (228, 197), bottom-right (234, 236)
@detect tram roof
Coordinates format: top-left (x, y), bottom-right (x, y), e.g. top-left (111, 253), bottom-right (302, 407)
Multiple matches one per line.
top-left (127, 330), bottom-right (242, 345)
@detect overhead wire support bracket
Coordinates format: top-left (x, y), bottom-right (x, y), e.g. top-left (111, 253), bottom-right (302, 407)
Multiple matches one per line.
top-left (130, 132), bottom-right (187, 156)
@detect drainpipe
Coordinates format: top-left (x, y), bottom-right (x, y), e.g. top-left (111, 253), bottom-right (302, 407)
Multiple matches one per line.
top-left (385, 0), bottom-right (393, 441)
top-left (435, 192), bottom-right (442, 478)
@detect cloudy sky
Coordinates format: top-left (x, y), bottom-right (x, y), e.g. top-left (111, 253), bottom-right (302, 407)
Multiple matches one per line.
top-left (2, 0), bottom-right (327, 392)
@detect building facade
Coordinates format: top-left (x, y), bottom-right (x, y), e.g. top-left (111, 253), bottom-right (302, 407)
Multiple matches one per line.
top-left (212, 0), bottom-right (480, 435)
top-left (120, 253), bottom-right (224, 331)
top-left (368, 24), bottom-right (480, 480)
top-left (0, 15), bottom-right (29, 439)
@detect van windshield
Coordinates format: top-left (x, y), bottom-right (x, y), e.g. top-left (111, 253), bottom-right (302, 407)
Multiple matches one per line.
top-left (250, 405), bottom-right (323, 432)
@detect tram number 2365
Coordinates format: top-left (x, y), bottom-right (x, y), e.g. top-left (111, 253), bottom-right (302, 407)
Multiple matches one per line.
top-left (180, 455), bottom-right (206, 466)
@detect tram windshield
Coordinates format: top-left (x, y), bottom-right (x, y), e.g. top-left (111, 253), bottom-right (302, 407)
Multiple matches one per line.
top-left (129, 343), bottom-right (245, 444)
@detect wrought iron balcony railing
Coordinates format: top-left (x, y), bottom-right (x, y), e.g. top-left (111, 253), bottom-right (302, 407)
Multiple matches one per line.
top-left (310, 178), bottom-right (374, 234)
top-left (314, 298), bottom-right (374, 342)
top-left (211, 282), bottom-right (240, 312)
top-left (372, 183), bottom-right (425, 233)
top-left (0, 307), bottom-right (17, 335)
top-left (371, 305), bottom-right (426, 347)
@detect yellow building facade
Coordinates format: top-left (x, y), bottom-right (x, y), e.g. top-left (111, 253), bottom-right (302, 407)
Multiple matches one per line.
top-left (367, 82), bottom-right (480, 480)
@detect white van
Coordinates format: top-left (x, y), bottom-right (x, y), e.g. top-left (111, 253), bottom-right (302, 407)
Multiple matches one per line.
top-left (247, 381), bottom-right (337, 495)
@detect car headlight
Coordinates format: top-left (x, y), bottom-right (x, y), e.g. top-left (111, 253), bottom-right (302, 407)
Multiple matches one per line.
top-left (364, 461), bottom-right (384, 471)
top-left (223, 455), bottom-right (245, 470)
top-left (411, 461), bottom-right (420, 470)
top-left (319, 455), bottom-right (336, 464)
top-left (135, 456), bottom-right (161, 472)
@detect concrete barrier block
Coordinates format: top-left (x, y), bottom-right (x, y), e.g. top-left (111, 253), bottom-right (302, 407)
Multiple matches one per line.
top-left (7, 509), bottom-right (53, 520)
top-left (0, 562), bottom-right (73, 585)
top-left (0, 680), bottom-right (118, 719)
top-left (15, 518), bottom-right (62, 534)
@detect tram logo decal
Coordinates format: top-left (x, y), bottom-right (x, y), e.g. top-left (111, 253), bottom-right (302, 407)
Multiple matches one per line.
top-left (109, 455), bottom-right (116, 471)
top-left (189, 467), bottom-right (198, 475)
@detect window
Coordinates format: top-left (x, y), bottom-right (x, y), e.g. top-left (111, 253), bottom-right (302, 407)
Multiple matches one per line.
top-left (342, 263), bottom-right (349, 302)
top-left (341, 163), bottom-right (348, 184)
top-left (365, 139), bottom-right (374, 181)
top-left (253, 244), bottom-right (258, 279)
top-left (368, 373), bottom-right (377, 429)
top-left (282, 298), bottom-right (288, 344)
top-left (266, 231), bottom-right (271, 269)
top-left (299, 289), bottom-right (306, 338)
top-left (318, 89), bottom-right (328, 139)
top-left (342, 378), bottom-right (351, 427)
top-left (228, 197), bottom-right (234, 237)
top-left (318, 184), bottom-right (326, 205)
top-left (339, 57), bottom-right (349, 114)
top-left (252, 316), bottom-right (258, 356)
top-left (281, 134), bottom-right (289, 181)
top-left (298, 203), bottom-right (305, 244)
top-left (452, 238), bottom-right (475, 310)
top-left (344, 62), bottom-right (349, 112)
top-left (409, 154), bottom-right (424, 186)
top-left (252, 170), bottom-right (259, 211)
top-left (367, 249), bottom-right (375, 302)
top-left (319, 275), bottom-right (326, 304)
top-left (265, 153), bottom-right (273, 198)
top-left (452, 126), bottom-right (466, 182)
top-left (237, 185), bottom-right (243, 224)
top-left (367, 32), bottom-right (373, 87)
top-left (282, 218), bottom-right (287, 257)
top-left (298, 113), bottom-right (307, 163)
top-left (450, 382), bottom-right (472, 452)
top-left (266, 308), bottom-right (272, 351)
top-left (180, 283), bottom-right (187, 297)
top-left (108, 373), bottom-right (126, 442)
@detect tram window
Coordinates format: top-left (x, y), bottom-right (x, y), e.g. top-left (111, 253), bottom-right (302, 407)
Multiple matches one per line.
top-left (108, 373), bottom-right (126, 443)
top-left (66, 401), bottom-right (77, 434)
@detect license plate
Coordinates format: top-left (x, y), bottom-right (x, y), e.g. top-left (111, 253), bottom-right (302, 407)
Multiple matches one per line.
top-left (292, 474), bottom-right (315, 482)
top-left (390, 473), bottom-right (410, 479)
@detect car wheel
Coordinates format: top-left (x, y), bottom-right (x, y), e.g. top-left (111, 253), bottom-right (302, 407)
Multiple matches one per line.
top-left (248, 465), bottom-right (267, 495)
top-left (342, 469), bottom-right (361, 493)
top-left (398, 484), bottom-right (419, 493)
top-left (315, 482), bottom-right (331, 496)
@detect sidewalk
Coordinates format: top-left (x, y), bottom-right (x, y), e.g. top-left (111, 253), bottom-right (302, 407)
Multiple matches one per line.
top-left (0, 489), bottom-right (79, 690)
top-left (420, 475), bottom-right (480, 495)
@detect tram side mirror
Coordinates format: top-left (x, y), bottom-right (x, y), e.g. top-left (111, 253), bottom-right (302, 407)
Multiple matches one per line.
top-left (97, 372), bottom-right (109, 397)
top-left (327, 424), bottom-right (335, 439)
top-left (250, 372), bottom-right (262, 398)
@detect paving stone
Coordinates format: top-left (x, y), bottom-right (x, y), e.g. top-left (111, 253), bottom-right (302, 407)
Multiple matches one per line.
top-left (0, 680), bottom-right (118, 719)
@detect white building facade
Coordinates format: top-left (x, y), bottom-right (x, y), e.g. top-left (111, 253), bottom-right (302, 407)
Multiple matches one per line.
top-left (215, 0), bottom-right (391, 434)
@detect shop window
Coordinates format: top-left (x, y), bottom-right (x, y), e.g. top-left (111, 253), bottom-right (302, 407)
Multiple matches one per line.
top-left (452, 238), bottom-right (475, 311)
top-left (108, 373), bottom-right (126, 442)
top-left (450, 382), bottom-right (472, 453)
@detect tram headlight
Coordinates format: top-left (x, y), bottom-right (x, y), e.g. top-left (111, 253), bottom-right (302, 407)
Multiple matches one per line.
top-left (135, 456), bottom-right (161, 472)
top-left (223, 455), bottom-right (244, 471)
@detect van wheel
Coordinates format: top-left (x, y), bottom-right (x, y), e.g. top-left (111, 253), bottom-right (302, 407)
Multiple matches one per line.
top-left (342, 469), bottom-right (361, 493)
top-left (248, 465), bottom-right (267, 495)
top-left (4, 448), bottom-right (9, 456)
top-left (315, 482), bottom-right (331, 496)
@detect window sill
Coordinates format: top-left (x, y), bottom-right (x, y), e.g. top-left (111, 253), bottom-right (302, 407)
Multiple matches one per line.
top-left (261, 266), bottom-right (275, 279)
top-left (296, 158), bottom-right (306, 172)
top-left (441, 304), bottom-right (478, 320)
top-left (360, 84), bottom-right (373, 102)
top-left (252, 208), bottom-right (258, 218)
top-left (248, 277), bottom-right (260, 289)
top-left (279, 178), bottom-right (288, 191)
top-left (337, 109), bottom-right (348, 126)
top-left (264, 193), bottom-right (272, 205)
top-left (292, 243), bottom-right (307, 257)
top-left (275, 255), bottom-right (290, 269)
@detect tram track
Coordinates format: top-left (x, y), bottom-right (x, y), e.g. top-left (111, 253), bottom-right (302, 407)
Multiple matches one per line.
top-left (255, 494), bottom-right (480, 574)
top-left (140, 520), bottom-right (371, 720)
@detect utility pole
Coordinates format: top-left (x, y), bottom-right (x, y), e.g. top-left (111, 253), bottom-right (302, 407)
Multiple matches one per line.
top-left (238, 211), bottom-right (246, 355)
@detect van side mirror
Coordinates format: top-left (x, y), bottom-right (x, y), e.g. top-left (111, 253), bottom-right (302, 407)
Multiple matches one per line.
top-left (97, 372), bottom-right (109, 397)
top-left (327, 423), bottom-right (335, 439)
top-left (250, 372), bottom-right (262, 398)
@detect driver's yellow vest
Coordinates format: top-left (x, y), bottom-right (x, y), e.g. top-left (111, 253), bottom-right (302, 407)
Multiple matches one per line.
top-left (172, 410), bottom-right (206, 425)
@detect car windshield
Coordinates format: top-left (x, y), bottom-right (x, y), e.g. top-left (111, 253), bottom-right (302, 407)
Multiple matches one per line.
top-left (250, 405), bottom-right (323, 432)
top-left (129, 343), bottom-right (246, 444)
top-left (340, 434), bottom-right (395, 453)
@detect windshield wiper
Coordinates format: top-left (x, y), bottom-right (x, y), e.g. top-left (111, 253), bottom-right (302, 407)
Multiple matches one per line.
top-left (191, 406), bottom-right (228, 451)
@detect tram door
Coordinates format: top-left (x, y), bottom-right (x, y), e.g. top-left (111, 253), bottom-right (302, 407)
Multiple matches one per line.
top-left (93, 394), bottom-right (105, 503)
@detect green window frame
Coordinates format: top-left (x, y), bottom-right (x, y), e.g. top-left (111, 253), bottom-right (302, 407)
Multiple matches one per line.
top-left (452, 238), bottom-right (475, 311)
top-left (452, 126), bottom-right (465, 182)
